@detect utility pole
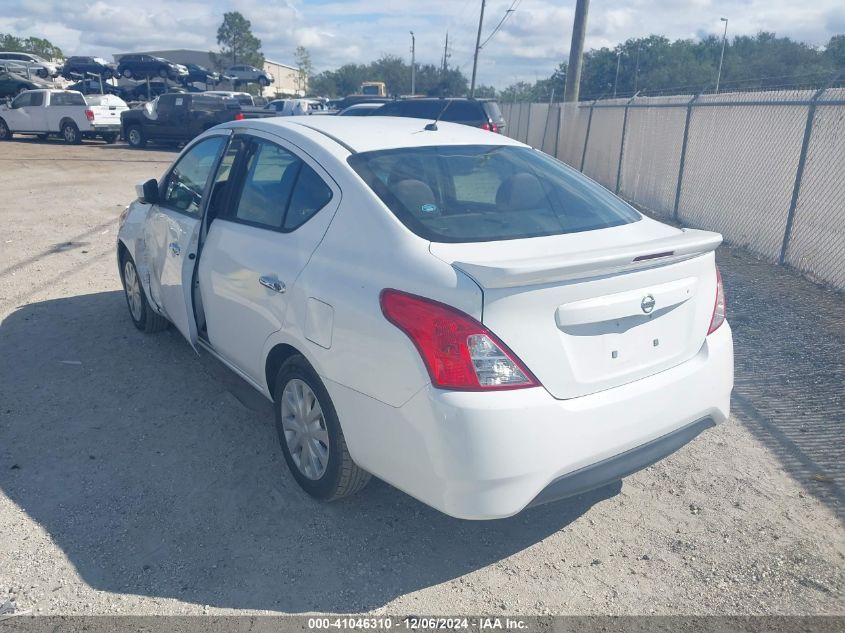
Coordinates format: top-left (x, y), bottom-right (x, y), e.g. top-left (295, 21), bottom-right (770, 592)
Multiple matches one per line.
top-left (715, 17), bottom-right (729, 93)
top-left (563, 0), bottom-right (590, 102)
top-left (634, 42), bottom-right (641, 93)
top-left (613, 50), bottom-right (623, 98)
top-left (470, 0), bottom-right (486, 97)
top-left (410, 31), bottom-right (416, 96)
top-left (442, 32), bottom-right (449, 74)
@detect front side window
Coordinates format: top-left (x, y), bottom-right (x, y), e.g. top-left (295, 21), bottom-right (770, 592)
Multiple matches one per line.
top-left (11, 93), bottom-right (31, 108)
top-left (348, 145), bottom-right (640, 243)
top-left (29, 92), bottom-right (43, 106)
top-left (162, 136), bottom-right (226, 216)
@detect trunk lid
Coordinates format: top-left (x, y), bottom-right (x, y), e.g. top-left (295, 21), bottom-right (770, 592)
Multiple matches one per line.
top-left (430, 221), bottom-right (722, 399)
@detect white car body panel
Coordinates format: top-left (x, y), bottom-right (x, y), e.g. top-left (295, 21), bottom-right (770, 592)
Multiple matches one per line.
top-left (117, 117), bottom-right (734, 519)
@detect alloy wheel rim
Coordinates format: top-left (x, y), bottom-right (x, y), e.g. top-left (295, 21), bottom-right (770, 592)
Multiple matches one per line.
top-left (281, 378), bottom-right (330, 480)
top-left (0, 123), bottom-right (7, 139)
top-left (64, 126), bottom-right (76, 143)
top-left (129, 129), bottom-right (140, 145)
top-left (123, 261), bottom-right (143, 321)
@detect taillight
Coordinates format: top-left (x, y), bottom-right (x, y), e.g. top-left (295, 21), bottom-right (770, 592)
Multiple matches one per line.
top-left (708, 266), bottom-right (726, 334)
top-left (481, 121), bottom-right (498, 133)
top-left (233, 112), bottom-right (245, 120)
top-left (380, 289), bottom-right (539, 391)
top-left (85, 109), bottom-right (95, 122)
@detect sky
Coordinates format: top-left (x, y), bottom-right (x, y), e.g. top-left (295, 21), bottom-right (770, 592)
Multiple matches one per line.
top-left (1, 0), bottom-right (843, 88)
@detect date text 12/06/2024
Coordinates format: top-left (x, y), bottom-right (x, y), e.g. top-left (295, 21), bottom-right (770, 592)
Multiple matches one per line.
top-left (307, 618), bottom-right (530, 631)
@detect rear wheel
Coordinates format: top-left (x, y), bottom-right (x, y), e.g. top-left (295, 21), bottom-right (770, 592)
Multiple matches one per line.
top-left (61, 121), bottom-right (81, 144)
top-left (258, 77), bottom-right (268, 87)
top-left (0, 119), bottom-right (10, 141)
top-left (126, 125), bottom-right (146, 148)
top-left (122, 68), bottom-right (133, 79)
top-left (121, 253), bottom-right (168, 333)
top-left (274, 357), bottom-right (370, 501)
top-left (158, 67), bottom-right (168, 78)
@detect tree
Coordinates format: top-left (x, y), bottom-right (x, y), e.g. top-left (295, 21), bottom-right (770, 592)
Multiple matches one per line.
top-left (294, 46), bottom-right (312, 95)
top-left (0, 33), bottom-right (63, 60)
top-left (216, 11), bottom-right (263, 68)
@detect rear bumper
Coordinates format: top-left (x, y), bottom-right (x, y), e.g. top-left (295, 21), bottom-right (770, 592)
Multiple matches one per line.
top-left (328, 322), bottom-right (733, 520)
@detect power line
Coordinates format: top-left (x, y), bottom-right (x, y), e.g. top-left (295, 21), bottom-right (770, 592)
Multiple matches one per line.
top-left (480, 0), bottom-right (523, 50)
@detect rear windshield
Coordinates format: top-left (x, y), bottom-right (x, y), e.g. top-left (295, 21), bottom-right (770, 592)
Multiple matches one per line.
top-left (51, 92), bottom-right (86, 106)
top-left (348, 145), bottom-right (640, 243)
top-left (379, 100), bottom-right (482, 122)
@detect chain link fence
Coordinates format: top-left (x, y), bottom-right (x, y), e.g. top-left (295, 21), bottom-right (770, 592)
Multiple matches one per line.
top-left (500, 89), bottom-right (845, 291)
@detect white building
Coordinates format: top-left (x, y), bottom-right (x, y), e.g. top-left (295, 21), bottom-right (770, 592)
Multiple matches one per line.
top-left (113, 49), bottom-right (303, 98)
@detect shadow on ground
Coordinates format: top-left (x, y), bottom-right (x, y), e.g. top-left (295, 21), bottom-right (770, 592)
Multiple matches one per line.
top-left (0, 291), bottom-right (615, 612)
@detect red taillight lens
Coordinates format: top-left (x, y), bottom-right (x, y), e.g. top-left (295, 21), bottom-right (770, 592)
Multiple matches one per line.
top-left (708, 266), bottom-right (726, 334)
top-left (380, 289), bottom-right (539, 391)
top-left (233, 112), bottom-right (245, 121)
top-left (480, 122), bottom-right (498, 133)
top-left (85, 109), bottom-right (95, 122)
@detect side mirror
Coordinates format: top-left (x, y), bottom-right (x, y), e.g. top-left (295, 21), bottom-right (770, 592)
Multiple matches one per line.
top-left (136, 178), bottom-right (159, 204)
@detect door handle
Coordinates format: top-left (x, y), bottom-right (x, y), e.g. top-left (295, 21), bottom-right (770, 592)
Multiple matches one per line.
top-left (259, 275), bottom-right (286, 294)
top-left (169, 242), bottom-right (181, 256)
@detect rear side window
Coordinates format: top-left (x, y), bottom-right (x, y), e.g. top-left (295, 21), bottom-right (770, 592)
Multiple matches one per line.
top-left (231, 140), bottom-right (301, 229)
top-left (285, 164), bottom-right (333, 230)
top-left (348, 145), bottom-right (640, 243)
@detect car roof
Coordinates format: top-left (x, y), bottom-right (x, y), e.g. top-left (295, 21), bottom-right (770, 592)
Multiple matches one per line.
top-left (231, 116), bottom-right (524, 154)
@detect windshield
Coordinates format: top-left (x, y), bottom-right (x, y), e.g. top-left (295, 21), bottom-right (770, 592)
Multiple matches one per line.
top-left (348, 145), bottom-right (640, 243)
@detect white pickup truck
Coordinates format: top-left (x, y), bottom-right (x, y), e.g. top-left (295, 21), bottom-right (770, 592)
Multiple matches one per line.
top-left (0, 89), bottom-right (127, 144)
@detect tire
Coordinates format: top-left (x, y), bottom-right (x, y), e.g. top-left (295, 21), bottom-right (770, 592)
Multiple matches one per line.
top-left (258, 77), bottom-right (268, 87)
top-left (122, 68), bottom-right (133, 79)
top-left (126, 125), bottom-right (146, 148)
top-left (0, 119), bottom-right (10, 141)
top-left (120, 253), bottom-right (168, 333)
top-left (61, 121), bottom-right (81, 144)
top-left (104, 70), bottom-right (114, 80)
top-left (274, 357), bottom-right (371, 501)
top-left (102, 132), bottom-right (118, 144)
top-left (158, 67), bottom-right (168, 79)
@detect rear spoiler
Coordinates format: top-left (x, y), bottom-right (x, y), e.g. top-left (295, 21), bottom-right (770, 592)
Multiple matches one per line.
top-left (452, 229), bottom-right (722, 289)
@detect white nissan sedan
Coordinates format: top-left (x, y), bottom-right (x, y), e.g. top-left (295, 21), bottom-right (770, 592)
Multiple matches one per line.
top-left (116, 116), bottom-right (733, 520)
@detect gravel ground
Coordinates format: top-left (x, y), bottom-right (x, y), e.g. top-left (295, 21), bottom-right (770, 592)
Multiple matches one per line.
top-left (0, 140), bottom-right (843, 616)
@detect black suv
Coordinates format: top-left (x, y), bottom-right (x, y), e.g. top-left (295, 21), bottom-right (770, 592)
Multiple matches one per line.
top-left (184, 64), bottom-right (220, 85)
top-left (117, 54), bottom-right (184, 80)
top-left (375, 98), bottom-right (506, 133)
top-left (62, 56), bottom-right (118, 79)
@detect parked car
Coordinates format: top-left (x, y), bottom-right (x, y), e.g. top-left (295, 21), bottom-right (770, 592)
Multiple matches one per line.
top-left (0, 51), bottom-right (59, 78)
top-left (337, 103), bottom-right (383, 116)
top-left (226, 64), bottom-right (273, 87)
top-left (123, 81), bottom-right (186, 102)
top-left (330, 95), bottom-right (392, 111)
top-left (61, 56), bottom-right (118, 79)
top-left (121, 92), bottom-right (272, 147)
top-left (203, 90), bottom-right (254, 106)
top-left (264, 98), bottom-right (324, 116)
top-left (183, 64), bottom-right (220, 85)
top-left (0, 89), bottom-right (124, 143)
top-left (375, 97), bottom-right (506, 133)
top-left (115, 116), bottom-right (733, 519)
top-left (117, 54), bottom-right (186, 80)
top-left (0, 69), bottom-right (48, 98)
top-left (68, 79), bottom-right (130, 100)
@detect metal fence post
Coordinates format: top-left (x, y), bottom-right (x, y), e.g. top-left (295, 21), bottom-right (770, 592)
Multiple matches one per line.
top-left (579, 100), bottom-right (597, 172)
top-left (779, 84), bottom-right (830, 265)
top-left (553, 104), bottom-right (562, 158)
top-left (615, 93), bottom-right (639, 194)
top-left (524, 103), bottom-right (533, 144)
top-left (672, 93), bottom-right (701, 222)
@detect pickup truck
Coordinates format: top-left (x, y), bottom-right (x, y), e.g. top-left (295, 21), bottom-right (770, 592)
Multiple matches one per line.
top-left (0, 89), bottom-right (125, 143)
top-left (121, 92), bottom-right (274, 148)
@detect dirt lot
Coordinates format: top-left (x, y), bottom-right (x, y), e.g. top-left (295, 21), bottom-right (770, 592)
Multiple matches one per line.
top-left (0, 139), bottom-right (843, 616)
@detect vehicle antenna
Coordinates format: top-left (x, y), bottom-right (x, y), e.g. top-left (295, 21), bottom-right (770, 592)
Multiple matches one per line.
top-left (425, 99), bottom-right (453, 131)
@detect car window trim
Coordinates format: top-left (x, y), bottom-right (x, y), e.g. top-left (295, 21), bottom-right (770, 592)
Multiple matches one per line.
top-left (157, 132), bottom-right (232, 219)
